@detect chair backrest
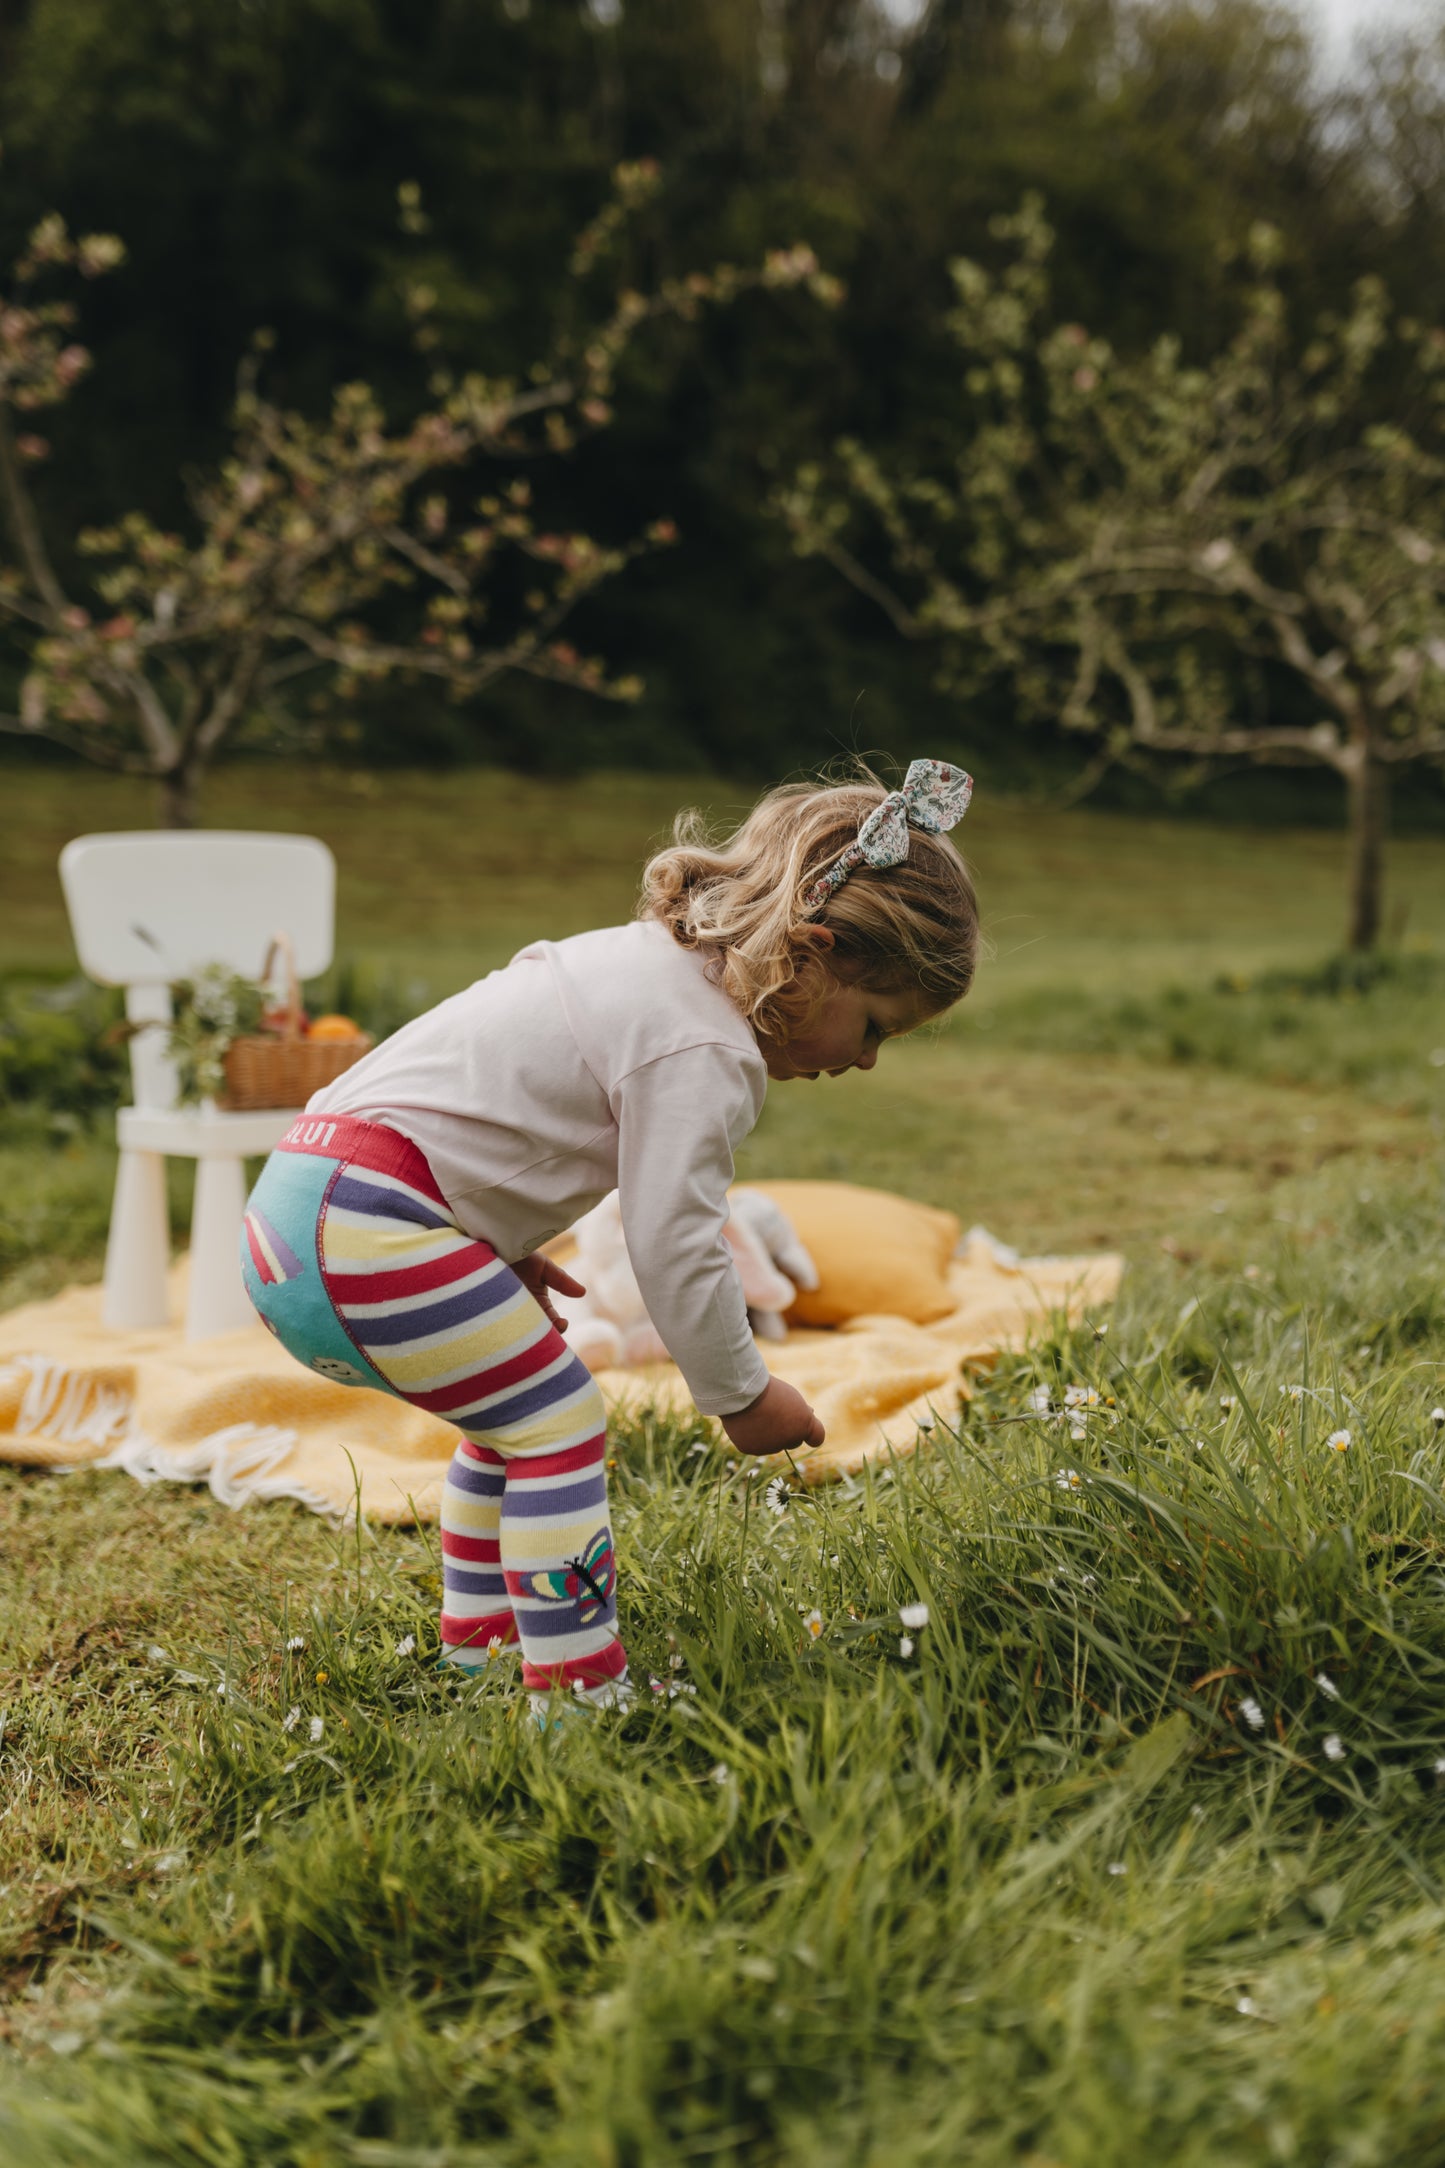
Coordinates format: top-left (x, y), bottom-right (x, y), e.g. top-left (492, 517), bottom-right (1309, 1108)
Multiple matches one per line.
top-left (59, 831), bottom-right (336, 1110)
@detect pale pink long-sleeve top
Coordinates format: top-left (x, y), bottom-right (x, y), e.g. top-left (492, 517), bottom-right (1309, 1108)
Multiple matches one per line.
top-left (306, 919), bottom-right (772, 1416)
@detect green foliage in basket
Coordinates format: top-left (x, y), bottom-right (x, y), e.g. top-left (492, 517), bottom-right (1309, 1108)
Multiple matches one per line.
top-left (167, 966), bottom-right (266, 1105)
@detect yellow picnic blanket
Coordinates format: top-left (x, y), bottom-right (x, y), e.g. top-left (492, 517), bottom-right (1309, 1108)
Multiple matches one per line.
top-left (0, 1235), bottom-right (1121, 1520)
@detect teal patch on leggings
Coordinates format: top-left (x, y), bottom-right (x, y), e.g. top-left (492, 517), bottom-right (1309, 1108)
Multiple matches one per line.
top-left (240, 1149), bottom-right (391, 1390)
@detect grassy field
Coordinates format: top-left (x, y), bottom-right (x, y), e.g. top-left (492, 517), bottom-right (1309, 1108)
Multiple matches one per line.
top-left (3, 765), bottom-right (1445, 2164)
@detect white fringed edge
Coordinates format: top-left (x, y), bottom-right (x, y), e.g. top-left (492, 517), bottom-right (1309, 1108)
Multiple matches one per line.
top-left (1, 1354), bottom-right (343, 1519)
top-left (3, 1354), bottom-right (133, 1451)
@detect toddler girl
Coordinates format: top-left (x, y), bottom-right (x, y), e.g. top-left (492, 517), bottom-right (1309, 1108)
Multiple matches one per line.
top-left (239, 761), bottom-right (978, 1711)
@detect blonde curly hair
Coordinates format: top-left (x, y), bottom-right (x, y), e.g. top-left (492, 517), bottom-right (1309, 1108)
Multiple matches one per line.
top-left (639, 771), bottom-right (979, 1044)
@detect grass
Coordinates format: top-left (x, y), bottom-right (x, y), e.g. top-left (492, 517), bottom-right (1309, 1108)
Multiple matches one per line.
top-left (4, 1163), bottom-right (1445, 2163)
top-left (3, 763), bottom-right (1445, 2162)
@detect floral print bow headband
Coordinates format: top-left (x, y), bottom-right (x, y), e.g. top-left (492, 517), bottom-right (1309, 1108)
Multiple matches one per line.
top-left (802, 758), bottom-right (974, 912)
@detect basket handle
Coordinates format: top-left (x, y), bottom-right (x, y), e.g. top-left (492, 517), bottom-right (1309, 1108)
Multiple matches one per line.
top-left (258, 931), bottom-right (302, 1041)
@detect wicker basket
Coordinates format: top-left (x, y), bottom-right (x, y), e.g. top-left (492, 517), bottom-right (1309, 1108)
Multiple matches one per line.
top-left (218, 934), bottom-right (373, 1111)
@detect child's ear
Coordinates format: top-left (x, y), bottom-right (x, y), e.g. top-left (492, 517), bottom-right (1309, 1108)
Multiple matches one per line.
top-left (794, 922), bottom-right (837, 954)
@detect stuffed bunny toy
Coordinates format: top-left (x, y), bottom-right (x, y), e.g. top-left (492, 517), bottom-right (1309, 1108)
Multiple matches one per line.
top-left (554, 1187), bottom-right (820, 1373)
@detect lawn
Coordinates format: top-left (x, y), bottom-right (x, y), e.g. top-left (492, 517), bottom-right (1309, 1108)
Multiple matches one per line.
top-left (2, 764), bottom-right (1445, 2165)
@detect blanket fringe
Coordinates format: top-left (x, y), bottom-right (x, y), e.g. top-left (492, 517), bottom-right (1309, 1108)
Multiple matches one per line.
top-left (97, 1421), bottom-right (341, 1518)
top-left (2, 1355), bottom-right (132, 1450)
top-left (2, 1353), bottom-right (339, 1517)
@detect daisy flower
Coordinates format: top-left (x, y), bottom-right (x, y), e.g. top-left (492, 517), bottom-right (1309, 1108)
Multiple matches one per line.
top-left (286, 1636), bottom-right (306, 1652)
top-left (308, 1716), bottom-right (324, 1744)
top-left (282, 1706), bottom-right (301, 1733)
top-left (1323, 1734), bottom-right (1346, 1762)
top-left (1239, 1696), bottom-right (1266, 1731)
top-left (1315, 1673), bottom-right (1338, 1699)
top-left (1055, 1468), bottom-right (1084, 1491)
top-left (765, 1476), bottom-right (790, 1517)
top-left (394, 1635), bottom-right (416, 1658)
top-left (1327, 1429), bottom-right (1351, 1453)
top-left (803, 1609), bottom-right (823, 1640)
top-left (899, 1636), bottom-right (915, 1659)
top-left (899, 1603), bottom-right (929, 1630)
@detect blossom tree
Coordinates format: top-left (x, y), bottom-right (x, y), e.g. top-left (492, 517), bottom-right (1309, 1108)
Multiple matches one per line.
top-left (0, 166), bottom-right (837, 826)
top-left (777, 200), bottom-right (1445, 950)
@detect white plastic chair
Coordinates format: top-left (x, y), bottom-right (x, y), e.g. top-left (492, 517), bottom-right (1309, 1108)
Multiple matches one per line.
top-left (59, 831), bottom-right (336, 1340)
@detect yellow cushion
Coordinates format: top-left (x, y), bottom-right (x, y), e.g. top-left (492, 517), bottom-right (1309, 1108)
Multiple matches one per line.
top-left (738, 1180), bottom-right (960, 1328)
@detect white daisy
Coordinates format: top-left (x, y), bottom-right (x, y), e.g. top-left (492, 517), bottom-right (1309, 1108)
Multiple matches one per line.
top-left (394, 1635), bottom-right (416, 1658)
top-left (286, 1636), bottom-right (306, 1652)
top-left (1055, 1469), bottom-right (1084, 1491)
top-left (899, 1636), bottom-right (915, 1659)
top-left (1431, 1408), bottom-right (1445, 1428)
top-left (1327, 1429), bottom-right (1351, 1453)
top-left (710, 1763), bottom-right (730, 1784)
top-left (308, 1716), bottom-right (324, 1744)
top-left (1239, 1696), bottom-right (1266, 1730)
top-left (766, 1476), bottom-right (790, 1517)
top-left (1315, 1673), bottom-right (1338, 1700)
top-left (282, 1706), bottom-right (301, 1733)
top-left (899, 1603), bottom-right (929, 1630)
top-left (803, 1610), bottom-right (823, 1640)
top-left (1323, 1734), bottom-right (1346, 1762)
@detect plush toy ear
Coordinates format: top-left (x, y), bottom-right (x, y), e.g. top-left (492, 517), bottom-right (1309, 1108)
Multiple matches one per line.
top-left (730, 1188), bottom-right (821, 1293)
top-left (723, 1214), bottom-right (796, 1312)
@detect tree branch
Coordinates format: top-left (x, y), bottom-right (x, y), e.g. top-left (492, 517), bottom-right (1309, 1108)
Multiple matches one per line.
top-left (0, 711), bottom-right (149, 773)
top-left (814, 536), bottom-right (923, 638)
top-left (0, 405), bottom-right (68, 618)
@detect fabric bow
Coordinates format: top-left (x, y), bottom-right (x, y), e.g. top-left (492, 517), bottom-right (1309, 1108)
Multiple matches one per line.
top-left (802, 758), bottom-right (974, 911)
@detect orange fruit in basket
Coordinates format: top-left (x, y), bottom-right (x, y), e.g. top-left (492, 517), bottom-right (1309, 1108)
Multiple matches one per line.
top-left (307, 1013), bottom-right (367, 1042)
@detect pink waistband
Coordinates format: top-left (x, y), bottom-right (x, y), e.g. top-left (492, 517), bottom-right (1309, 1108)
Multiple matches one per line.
top-left (273, 1113), bottom-right (448, 1207)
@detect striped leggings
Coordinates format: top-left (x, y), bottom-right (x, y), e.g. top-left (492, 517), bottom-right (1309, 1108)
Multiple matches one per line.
top-left (238, 1114), bottom-right (626, 1693)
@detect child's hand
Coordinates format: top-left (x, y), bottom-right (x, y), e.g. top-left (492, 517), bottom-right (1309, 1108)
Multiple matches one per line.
top-left (721, 1376), bottom-right (825, 1456)
top-left (514, 1252), bottom-right (586, 1334)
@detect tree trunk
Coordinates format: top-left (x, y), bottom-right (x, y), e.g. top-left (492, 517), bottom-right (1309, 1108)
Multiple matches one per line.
top-left (160, 763), bottom-right (199, 829)
top-left (1344, 743), bottom-right (1388, 953)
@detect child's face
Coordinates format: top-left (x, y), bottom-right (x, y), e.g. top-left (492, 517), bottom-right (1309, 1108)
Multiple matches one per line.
top-left (756, 979), bottom-right (937, 1083)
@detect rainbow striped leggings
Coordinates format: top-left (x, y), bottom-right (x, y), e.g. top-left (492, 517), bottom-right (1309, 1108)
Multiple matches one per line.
top-left (238, 1114), bottom-right (626, 1694)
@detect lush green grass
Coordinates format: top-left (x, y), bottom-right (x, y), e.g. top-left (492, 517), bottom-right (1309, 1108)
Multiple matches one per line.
top-left (3, 1162), bottom-right (1445, 2163)
top-left (4, 764), bottom-right (1445, 2162)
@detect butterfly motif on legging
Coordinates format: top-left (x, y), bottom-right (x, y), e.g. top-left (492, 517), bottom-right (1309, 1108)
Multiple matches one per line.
top-left (526, 1531), bottom-right (617, 1625)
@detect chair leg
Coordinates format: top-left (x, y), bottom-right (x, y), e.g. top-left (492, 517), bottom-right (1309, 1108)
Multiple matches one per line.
top-left (187, 1154), bottom-right (256, 1340)
top-left (103, 1147), bottom-right (171, 1331)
